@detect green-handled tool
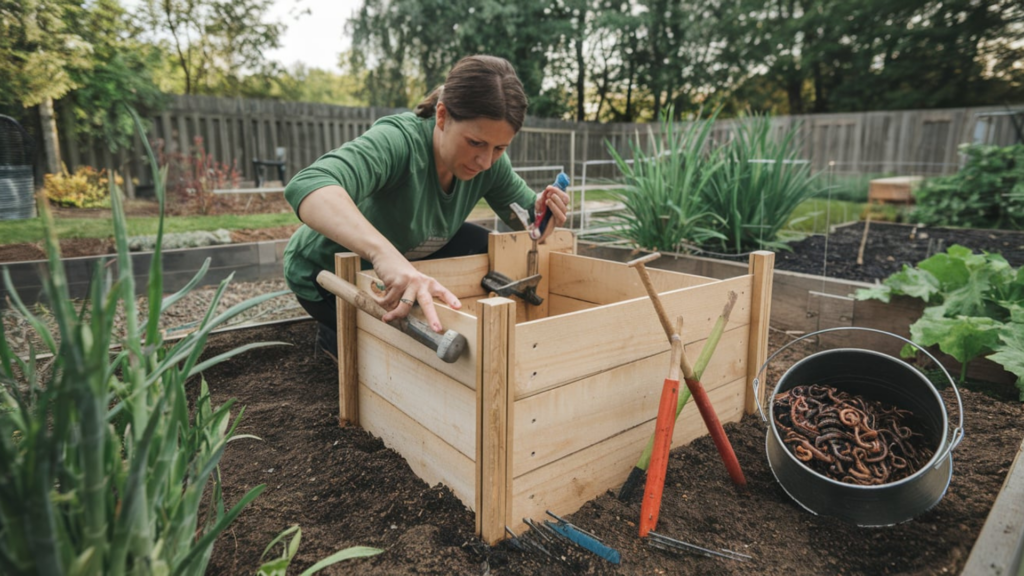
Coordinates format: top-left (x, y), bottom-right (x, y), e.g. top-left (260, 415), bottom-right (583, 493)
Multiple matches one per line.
top-left (618, 289), bottom-right (738, 500)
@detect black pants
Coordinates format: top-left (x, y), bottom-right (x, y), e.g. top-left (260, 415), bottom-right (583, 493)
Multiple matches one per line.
top-left (296, 222), bottom-right (491, 352)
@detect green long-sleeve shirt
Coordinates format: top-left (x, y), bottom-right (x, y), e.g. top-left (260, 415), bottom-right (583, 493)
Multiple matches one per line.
top-left (283, 112), bottom-right (536, 302)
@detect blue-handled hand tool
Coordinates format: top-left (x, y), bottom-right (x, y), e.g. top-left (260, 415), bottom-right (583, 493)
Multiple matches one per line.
top-left (543, 511), bottom-right (621, 564)
top-left (531, 172), bottom-right (570, 240)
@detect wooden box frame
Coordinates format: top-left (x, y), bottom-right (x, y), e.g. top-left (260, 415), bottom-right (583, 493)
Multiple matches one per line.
top-left (330, 231), bottom-right (774, 544)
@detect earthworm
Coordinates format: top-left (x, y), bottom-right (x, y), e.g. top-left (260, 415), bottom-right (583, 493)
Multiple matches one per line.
top-left (772, 384), bottom-right (935, 485)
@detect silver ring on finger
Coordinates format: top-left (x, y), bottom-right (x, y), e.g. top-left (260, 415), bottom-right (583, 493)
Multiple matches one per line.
top-left (399, 298), bottom-right (415, 306)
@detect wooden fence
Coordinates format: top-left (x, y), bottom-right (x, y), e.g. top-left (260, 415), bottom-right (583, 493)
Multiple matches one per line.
top-left (50, 95), bottom-right (1023, 196)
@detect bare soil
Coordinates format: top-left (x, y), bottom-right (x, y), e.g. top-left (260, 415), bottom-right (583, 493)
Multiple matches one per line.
top-left (775, 222), bottom-right (1024, 282)
top-left (200, 322), bottom-right (1023, 576)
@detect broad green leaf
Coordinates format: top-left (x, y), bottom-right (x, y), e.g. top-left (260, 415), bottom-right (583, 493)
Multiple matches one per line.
top-left (854, 284), bottom-right (892, 303)
top-left (989, 323), bottom-right (1024, 401)
top-left (909, 314), bottom-right (1002, 365)
top-left (882, 265), bottom-right (941, 302)
top-left (917, 246), bottom-right (972, 289)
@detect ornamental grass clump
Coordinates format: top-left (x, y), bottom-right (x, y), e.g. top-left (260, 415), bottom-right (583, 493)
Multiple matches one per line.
top-left (606, 107), bottom-right (726, 252)
top-left (704, 114), bottom-right (820, 253)
top-left (0, 111), bottom-right (289, 575)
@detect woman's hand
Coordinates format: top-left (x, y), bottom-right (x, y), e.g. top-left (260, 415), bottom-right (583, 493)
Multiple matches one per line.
top-left (535, 184), bottom-right (571, 243)
top-left (371, 251), bottom-right (462, 333)
top-left (298, 185), bottom-right (460, 333)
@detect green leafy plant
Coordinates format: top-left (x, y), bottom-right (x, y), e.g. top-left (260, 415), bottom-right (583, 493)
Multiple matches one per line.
top-left (0, 110), bottom-right (288, 574)
top-left (911, 143), bottom-right (1024, 229)
top-left (605, 107), bottom-right (726, 252)
top-left (256, 526), bottom-right (381, 576)
top-left (704, 114), bottom-right (821, 253)
top-left (42, 165), bottom-right (119, 208)
top-left (856, 244), bottom-right (1024, 399)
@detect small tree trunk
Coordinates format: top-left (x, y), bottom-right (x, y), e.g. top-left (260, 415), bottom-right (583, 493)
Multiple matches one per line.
top-left (39, 97), bottom-right (62, 174)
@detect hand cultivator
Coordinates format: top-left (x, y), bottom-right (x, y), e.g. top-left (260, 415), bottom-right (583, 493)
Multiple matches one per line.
top-left (512, 512), bottom-right (621, 565)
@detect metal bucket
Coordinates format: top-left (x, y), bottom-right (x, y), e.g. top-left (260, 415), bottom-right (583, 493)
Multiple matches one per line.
top-left (753, 328), bottom-right (964, 527)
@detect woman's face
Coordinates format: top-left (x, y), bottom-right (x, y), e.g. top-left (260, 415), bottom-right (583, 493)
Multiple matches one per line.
top-left (435, 103), bottom-right (516, 182)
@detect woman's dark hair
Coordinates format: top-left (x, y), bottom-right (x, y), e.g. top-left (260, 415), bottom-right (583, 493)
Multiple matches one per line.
top-left (414, 55), bottom-right (528, 132)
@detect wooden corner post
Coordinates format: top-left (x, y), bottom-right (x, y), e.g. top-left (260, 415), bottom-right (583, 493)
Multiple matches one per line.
top-left (745, 251), bottom-right (775, 415)
top-left (476, 296), bottom-right (516, 544)
top-left (335, 253), bottom-right (360, 426)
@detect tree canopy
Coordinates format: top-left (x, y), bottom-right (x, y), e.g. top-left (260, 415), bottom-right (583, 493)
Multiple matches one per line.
top-left (2, 0), bottom-right (1021, 136)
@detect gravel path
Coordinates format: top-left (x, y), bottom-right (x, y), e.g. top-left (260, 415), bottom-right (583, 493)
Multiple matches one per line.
top-left (2, 278), bottom-right (308, 358)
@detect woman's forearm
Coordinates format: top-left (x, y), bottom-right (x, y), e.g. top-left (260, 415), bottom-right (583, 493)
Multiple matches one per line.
top-left (296, 185), bottom-right (403, 266)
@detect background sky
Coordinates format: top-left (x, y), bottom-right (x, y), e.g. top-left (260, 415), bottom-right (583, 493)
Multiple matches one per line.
top-left (263, 0), bottom-right (362, 72)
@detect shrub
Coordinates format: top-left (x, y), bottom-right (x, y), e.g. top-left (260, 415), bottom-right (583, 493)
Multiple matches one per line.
top-left (157, 135), bottom-right (240, 216)
top-left (911, 143), bottom-right (1024, 229)
top-left (42, 165), bottom-right (120, 208)
top-left (606, 107), bottom-right (726, 252)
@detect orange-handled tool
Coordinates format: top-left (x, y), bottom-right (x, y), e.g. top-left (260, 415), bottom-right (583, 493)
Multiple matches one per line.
top-left (640, 320), bottom-right (684, 537)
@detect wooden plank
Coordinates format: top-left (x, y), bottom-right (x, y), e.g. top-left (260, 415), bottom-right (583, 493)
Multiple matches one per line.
top-left (358, 331), bottom-right (476, 458)
top-left (477, 297), bottom-right (515, 544)
top-left (746, 251), bottom-right (774, 415)
top-left (547, 293), bottom-right (595, 316)
top-left (512, 326), bottom-right (748, 476)
top-left (508, 376), bottom-right (747, 533)
top-left (549, 252), bottom-right (715, 305)
top-left (353, 272), bottom-right (479, 388)
top-left (411, 254), bottom-right (490, 299)
top-left (514, 275), bottom-right (753, 399)
top-left (962, 435), bottom-right (1024, 575)
top-left (359, 384), bottom-right (475, 509)
top-left (335, 254), bottom-right (359, 425)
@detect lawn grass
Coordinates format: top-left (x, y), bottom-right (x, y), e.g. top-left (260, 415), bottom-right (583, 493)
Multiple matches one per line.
top-left (785, 198), bottom-right (868, 234)
top-left (0, 212), bottom-right (299, 245)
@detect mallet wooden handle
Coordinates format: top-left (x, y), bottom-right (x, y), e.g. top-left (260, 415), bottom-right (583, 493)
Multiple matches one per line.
top-left (316, 270), bottom-right (467, 363)
top-left (627, 253), bottom-right (675, 339)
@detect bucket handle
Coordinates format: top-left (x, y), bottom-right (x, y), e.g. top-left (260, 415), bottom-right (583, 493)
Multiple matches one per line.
top-left (751, 326), bottom-right (964, 469)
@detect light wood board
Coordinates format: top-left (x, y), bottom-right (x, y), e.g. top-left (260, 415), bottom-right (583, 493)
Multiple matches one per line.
top-left (359, 384), bottom-right (475, 509)
top-left (476, 297), bottom-right (515, 544)
top-left (357, 331), bottom-right (476, 458)
top-left (514, 275), bottom-right (753, 399)
top-left (410, 254), bottom-right (490, 299)
top-left (508, 376), bottom-right (748, 533)
top-left (548, 252), bottom-right (715, 305)
top-left (335, 253), bottom-right (360, 425)
top-left (511, 326), bottom-right (749, 476)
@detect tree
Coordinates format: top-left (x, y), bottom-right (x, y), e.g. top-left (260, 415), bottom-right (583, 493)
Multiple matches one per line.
top-left (346, 0), bottom-right (572, 114)
top-left (64, 0), bottom-right (166, 152)
top-left (0, 0), bottom-right (92, 109)
top-left (138, 0), bottom-right (284, 95)
top-left (716, 0), bottom-right (1024, 114)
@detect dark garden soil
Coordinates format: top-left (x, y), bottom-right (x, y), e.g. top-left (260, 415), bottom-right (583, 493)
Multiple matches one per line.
top-left (200, 321), bottom-right (1023, 576)
top-left (775, 221), bottom-right (1024, 283)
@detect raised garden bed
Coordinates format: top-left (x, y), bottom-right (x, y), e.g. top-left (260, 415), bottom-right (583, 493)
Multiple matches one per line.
top-left (320, 230), bottom-right (773, 544)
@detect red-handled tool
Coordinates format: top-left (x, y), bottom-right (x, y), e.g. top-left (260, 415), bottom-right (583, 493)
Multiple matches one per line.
top-left (628, 253), bottom-right (747, 490)
top-left (640, 320), bottom-right (684, 537)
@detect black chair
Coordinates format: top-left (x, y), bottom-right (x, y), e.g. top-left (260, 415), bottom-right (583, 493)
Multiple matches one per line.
top-left (0, 114), bottom-right (36, 220)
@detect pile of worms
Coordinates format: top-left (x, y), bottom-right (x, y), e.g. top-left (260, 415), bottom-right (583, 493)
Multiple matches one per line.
top-left (772, 384), bottom-right (935, 485)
